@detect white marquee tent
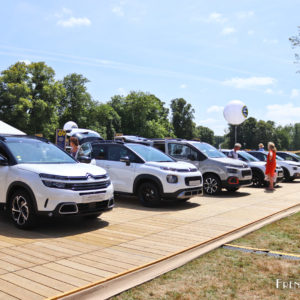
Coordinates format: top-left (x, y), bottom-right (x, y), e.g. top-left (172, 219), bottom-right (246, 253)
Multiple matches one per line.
top-left (0, 121), bottom-right (26, 135)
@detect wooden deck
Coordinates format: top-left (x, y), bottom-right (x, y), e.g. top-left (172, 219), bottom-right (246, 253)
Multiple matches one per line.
top-left (0, 182), bottom-right (299, 300)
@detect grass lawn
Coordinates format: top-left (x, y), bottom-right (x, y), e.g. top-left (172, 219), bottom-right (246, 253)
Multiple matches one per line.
top-left (112, 212), bottom-right (300, 300)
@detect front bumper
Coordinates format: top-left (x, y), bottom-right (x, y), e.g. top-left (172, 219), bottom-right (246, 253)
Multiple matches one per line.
top-left (221, 179), bottom-right (252, 188)
top-left (39, 197), bottom-right (114, 217)
top-left (163, 187), bottom-right (203, 200)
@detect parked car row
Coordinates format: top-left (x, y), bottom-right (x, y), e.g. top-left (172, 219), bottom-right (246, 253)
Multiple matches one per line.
top-left (1, 131), bottom-right (299, 230)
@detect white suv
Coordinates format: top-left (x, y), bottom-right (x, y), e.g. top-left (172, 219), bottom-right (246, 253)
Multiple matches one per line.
top-left (79, 141), bottom-right (203, 206)
top-left (0, 135), bottom-right (114, 229)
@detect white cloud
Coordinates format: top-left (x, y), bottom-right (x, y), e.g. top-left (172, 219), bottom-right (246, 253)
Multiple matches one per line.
top-left (55, 8), bottom-right (91, 27)
top-left (20, 59), bottom-right (31, 65)
top-left (179, 84), bottom-right (187, 89)
top-left (236, 11), bottom-right (254, 19)
top-left (207, 105), bottom-right (224, 113)
top-left (248, 30), bottom-right (255, 35)
top-left (222, 76), bottom-right (276, 89)
top-left (263, 38), bottom-right (278, 45)
top-left (290, 89), bottom-right (300, 99)
top-left (222, 27), bottom-right (236, 35)
top-left (264, 88), bottom-right (274, 94)
top-left (57, 17), bottom-right (91, 27)
top-left (209, 12), bottom-right (227, 24)
top-left (266, 103), bottom-right (300, 125)
top-left (193, 12), bottom-right (227, 24)
top-left (112, 5), bottom-right (125, 17)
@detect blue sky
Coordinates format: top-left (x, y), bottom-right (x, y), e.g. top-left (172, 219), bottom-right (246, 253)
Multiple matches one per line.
top-left (0, 0), bottom-right (299, 135)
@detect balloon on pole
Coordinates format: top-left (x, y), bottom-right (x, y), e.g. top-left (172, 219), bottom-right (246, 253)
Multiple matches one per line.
top-left (223, 100), bottom-right (248, 144)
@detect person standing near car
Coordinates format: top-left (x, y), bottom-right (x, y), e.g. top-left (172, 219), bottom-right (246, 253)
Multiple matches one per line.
top-left (70, 136), bottom-right (79, 158)
top-left (258, 143), bottom-right (265, 151)
top-left (228, 143), bottom-right (241, 159)
top-left (265, 142), bottom-right (277, 191)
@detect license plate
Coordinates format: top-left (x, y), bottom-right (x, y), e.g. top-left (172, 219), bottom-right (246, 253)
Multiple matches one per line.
top-left (82, 193), bottom-right (106, 203)
top-left (189, 180), bottom-right (201, 186)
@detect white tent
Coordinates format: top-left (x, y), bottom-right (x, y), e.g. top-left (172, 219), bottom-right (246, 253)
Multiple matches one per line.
top-left (0, 121), bottom-right (26, 135)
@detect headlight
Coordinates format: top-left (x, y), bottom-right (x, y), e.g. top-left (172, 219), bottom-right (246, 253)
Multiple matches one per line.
top-left (167, 175), bottom-right (178, 183)
top-left (42, 180), bottom-right (67, 189)
top-left (226, 167), bottom-right (238, 173)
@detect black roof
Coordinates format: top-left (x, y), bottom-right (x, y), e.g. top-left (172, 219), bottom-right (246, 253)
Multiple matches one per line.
top-left (0, 135), bottom-right (49, 143)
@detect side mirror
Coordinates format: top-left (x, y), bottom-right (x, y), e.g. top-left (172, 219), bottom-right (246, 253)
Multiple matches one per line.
top-left (0, 155), bottom-right (8, 166)
top-left (77, 156), bottom-right (92, 164)
top-left (120, 156), bottom-right (130, 166)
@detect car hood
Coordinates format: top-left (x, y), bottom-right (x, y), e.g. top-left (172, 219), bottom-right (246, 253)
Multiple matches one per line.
top-left (247, 161), bottom-right (266, 168)
top-left (281, 161), bottom-right (300, 167)
top-left (17, 163), bottom-right (107, 176)
top-left (210, 157), bottom-right (249, 168)
top-left (145, 161), bottom-right (198, 172)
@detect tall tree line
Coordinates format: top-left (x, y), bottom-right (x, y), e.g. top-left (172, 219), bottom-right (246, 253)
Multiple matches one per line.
top-left (0, 61), bottom-right (299, 150)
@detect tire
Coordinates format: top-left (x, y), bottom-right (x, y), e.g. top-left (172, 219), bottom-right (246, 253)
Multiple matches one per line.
top-left (283, 168), bottom-right (291, 182)
top-left (252, 171), bottom-right (264, 188)
top-left (9, 190), bottom-right (37, 229)
top-left (138, 182), bottom-right (161, 207)
top-left (203, 174), bottom-right (222, 195)
top-left (84, 213), bottom-right (102, 219)
top-left (226, 187), bottom-right (239, 192)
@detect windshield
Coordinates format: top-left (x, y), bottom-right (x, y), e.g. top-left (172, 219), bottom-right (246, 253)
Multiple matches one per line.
top-left (127, 144), bottom-right (174, 162)
top-left (238, 151), bottom-right (259, 162)
top-left (6, 139), bottom-right (76, 164)
top-left (192, 142), bottom-right (226, 158)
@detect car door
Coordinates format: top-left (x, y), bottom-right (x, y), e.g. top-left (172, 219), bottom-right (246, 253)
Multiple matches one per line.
top-left (166, 142), bottom-right (201, 167)
top-left (104, 144), bottom-right (138, 193)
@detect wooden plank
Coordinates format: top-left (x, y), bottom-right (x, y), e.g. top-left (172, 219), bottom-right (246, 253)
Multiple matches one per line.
top-left (0, 290), bottom-right (18, 300)
top-left (30, 265), bottom-right (90, 287)
top-left (0, 273), bottom-right (61, 298)
top-left (15, 269), bottom-right (76, 292)
top-left (44, 262), bottom-right (100, 282)
top-left (0, 248), bottom-right (48, 265)
top-left (0, 278), bottom-right (43, 300)
top-left (56, 259), bottom-right (113, 278)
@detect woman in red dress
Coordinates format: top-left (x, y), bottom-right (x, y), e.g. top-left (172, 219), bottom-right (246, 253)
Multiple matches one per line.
top-left (265, 142), bottom-right (277, 191)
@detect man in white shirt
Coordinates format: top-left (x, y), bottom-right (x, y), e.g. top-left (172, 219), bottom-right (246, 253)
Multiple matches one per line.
top-left (228, 143), bottom-right (241, 159)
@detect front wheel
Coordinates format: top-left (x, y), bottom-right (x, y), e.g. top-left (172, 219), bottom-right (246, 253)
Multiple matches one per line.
top-left (138, 182), bottom-right (161, 207)
top-left (252, 171), bottom-right (264, 188)
top-left (283, 168), bottom-right (291, 182)
top-left (203, 174), bottom-right (221, 195)
top-left (9, 190), bottom-right (37, 229)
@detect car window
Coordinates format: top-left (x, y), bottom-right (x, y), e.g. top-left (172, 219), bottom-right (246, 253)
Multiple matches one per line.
top-left (107, 145), bottom-right (139, 162)
top-left (79, 143), bottom-right (92, 158)
top-left (92, 144), bottom-right (106, 160)
top-left (168, 143), bottom-right (198, 160)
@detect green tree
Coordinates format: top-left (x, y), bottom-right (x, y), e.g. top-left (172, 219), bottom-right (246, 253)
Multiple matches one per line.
top-left (109, 91), bottom-right (172, 138)
top-left (0, 62), bottom-right (64, 139)
top-left (170, 98), bottom-right (196, 139)
top-left (0, 62), bottom-right (32, 131)
top-left (294, 123), bottom-right (300, 150)
top-left (88, 103), bottom-right (121, 139)
top-left (196, 126), bottom-right (214, 144)
top-left (59, 73), bottom-right (93, 128)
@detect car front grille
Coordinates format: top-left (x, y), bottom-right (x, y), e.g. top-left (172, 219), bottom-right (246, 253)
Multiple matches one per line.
top-left (69, 180), bottom-right (111, 191)
top-left (185, 176), bottom-right (202, 186)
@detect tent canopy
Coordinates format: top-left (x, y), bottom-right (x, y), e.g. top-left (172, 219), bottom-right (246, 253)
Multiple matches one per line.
top-left (0, 121), bottom-right (26, 135)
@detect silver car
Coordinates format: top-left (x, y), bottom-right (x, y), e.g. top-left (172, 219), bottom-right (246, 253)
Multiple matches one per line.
top-left (222, 150), bottom-right (284, 187)
top-left (115, 136), bottom-right (252, 195)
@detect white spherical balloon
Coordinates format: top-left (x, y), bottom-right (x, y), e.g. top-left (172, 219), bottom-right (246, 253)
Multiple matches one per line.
top-left (223, 100), bottom-right (248, 125)
top-left (63, 121), bottom-right (78, 131)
